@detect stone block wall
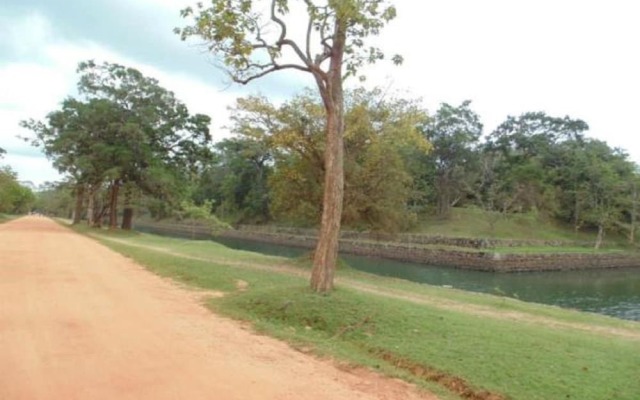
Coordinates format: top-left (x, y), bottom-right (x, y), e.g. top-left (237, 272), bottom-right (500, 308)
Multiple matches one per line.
top-left (234, 224), bottom-right (589, 249)
top-left (219, 229), bottom-right (640, 272)
top-left (135, 221), bottom-right (640, 272)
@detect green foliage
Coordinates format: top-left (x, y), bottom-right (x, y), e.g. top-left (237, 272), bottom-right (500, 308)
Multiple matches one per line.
top-left (74, 60), bottom-right (212, 186)
top-left (21, 60), bottom-right (214, 227)
top-left (33, 182), bottom-right (74, 217)
top-left (175, 200), bottom-right (215, 221)
top-left (170, 200), bottom-right (232, 231)
top-left (169, 90), bottom-right (640, 247)
top-left (483, 112), bottom-right (590, 215)
top-left (224, 88), bottom-right (429, 231)
top-left (0, 166), bottom-right (35, 214)
top-left (196, 137), bottom-right (272, 224)
top-left (176, 0), bottom-right (400, 83)
top-left (418, 100), bottom-right (483, 215)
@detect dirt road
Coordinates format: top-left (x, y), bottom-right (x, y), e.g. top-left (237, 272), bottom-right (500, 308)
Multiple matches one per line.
top-left (0, 217), bottom-right (436, 400)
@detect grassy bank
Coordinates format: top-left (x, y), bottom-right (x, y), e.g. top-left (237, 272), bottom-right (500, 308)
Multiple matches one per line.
top-left (78, 226), bottom-right (640, 400)
top-left (414, 208), bottom-right (630, 246)
top-left (0, 214), bottom-right (15, 224)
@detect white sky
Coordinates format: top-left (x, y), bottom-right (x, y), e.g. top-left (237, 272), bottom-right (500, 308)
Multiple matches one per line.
top-left (1, 0), bottom-right (639, 186)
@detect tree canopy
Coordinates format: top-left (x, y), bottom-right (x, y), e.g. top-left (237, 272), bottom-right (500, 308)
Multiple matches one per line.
top-left (0, 166), bottom-right (35, 215)
top-left (183, 95), bottom-right (639, 249)
top-left (22, 61), bottom-right (213, 229)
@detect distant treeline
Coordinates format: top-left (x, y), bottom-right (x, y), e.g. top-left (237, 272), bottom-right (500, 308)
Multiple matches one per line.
top-left (23, 62), bottom-right (640, 250)
top-left (0, 147), bottom-right (35, 214)
top-left (189, 89), bottom-right (638, 249)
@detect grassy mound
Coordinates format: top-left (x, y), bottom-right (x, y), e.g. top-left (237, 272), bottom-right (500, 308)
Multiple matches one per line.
top-left (415, 208), bottom-right (590, 240)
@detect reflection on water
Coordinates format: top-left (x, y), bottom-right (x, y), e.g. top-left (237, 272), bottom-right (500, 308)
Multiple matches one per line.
top-left (214, 237), bottom-right (640, 321)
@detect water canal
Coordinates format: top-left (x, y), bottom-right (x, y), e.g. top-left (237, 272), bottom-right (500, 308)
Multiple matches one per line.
top-left (213, 237), bottom-right (640, 322)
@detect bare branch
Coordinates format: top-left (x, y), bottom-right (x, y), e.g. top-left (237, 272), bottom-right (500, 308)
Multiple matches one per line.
top-left (232, 63), bottom-right (311, 85)
top-left (244, 61), bottom-right (277, 71)
top-left (270, 0), bottom-right (313, 68)
top-left (269, 0), bottom-right (288, 43)
top-left (318, 9), bottom-right (334, 50)
top-left (251, 43), bottom-right (270, 50)
top-left (249, 17), bottom-right (273, 52)
top-left (304, 3), bottom-right (314, 61)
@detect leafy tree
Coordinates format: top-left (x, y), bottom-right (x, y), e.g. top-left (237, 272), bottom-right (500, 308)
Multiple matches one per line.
top-left (0, 166), bottom-right (35, 214)
top-left (177, 0), bottom-right (401, 291)
top-left (624, 172), bottom-right (640, 244)
top-left (33, 181), bottom-right (74, 217)
top-left (485, 112), bottom-right (589, 215)
top-left (21, 98), bottom-right (123, 224)
top-left (574, 141), bottom-right (634, 248)
top-left (227, 89), bottom-right (429, 232)
top-left (552, 137), bottom-right (591, 231)
top-left (76, 61), bottom-right (212, 230)
top-left (421, 101), bottom-right (482, 216)
top-left (474, 112), bottom-right (637, 246)
top-left (193, 137), bottom-right (273, 223)
top-left (23, 61), bottom-right (213, 229)
top-left (341, 88), bottom-right (430, 230)
top-left (246, 92), bottom-right (327, 224)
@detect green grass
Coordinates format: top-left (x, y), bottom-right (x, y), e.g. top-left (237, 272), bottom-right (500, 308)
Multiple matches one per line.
top-left (79, 226), bottom-right (640, 400)
top-left (491, 246), bottom-right (626, 254)
top-left (0, 214), bottom-right (15, 224)
top-left (413, 208), bottom-right (626, 245)
top-left (349, 240), bottom-right (627, 255)
top-left (221, 286), bottom-right (639, 400)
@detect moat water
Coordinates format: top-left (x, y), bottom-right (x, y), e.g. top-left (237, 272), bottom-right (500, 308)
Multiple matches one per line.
top-left (213, 237), bottom-right (640, 322)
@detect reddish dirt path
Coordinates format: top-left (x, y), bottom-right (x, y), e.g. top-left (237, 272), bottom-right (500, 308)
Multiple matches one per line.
top-left (0, 217), bottom-right (437, 400)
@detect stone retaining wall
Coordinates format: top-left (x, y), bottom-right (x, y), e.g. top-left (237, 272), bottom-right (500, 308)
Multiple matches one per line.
top-left (135, 220), bottom-right (215, 240)
top-left (217, 230), bottom-right (640, 272)
top-left (134, 221), bottom-right (640, 272)
top-left (234, 224), bottom-right (589, 249)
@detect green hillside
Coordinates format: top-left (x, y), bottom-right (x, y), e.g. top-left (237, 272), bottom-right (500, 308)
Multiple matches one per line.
top-left (413, 207), bottom-right (629, 247)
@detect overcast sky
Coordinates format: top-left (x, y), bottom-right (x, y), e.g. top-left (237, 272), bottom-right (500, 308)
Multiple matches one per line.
top-left (1, 0), bottom-right (639, 185)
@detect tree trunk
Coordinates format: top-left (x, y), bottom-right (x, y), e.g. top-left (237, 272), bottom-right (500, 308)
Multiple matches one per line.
top-left (121, 186), bottom-right (134, 230)
top-left (310, 21), bottom-right (347, 293)
top-left (594, 223), bottom-right (604, 249)
top-left (573, 189), bottom-right (581, 233)
top-left (436, 173), bottom-right (450, 216)
top-left (121, 208), bottom-right (134, 230)
top-left (91, 189), bottom-right (105, 228)
top-left (86, 185), bottom-right (95, 226)
top-left (310, 103), bottom-right (344, 292)
top-left (94, 204), bottom-right (107, 228)
top-left (630, 184), bottom-right (637, 244)
top-left (72, 184), bottom-right (85, 225)
top-left (108, 181), bottom-right (120, 230)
